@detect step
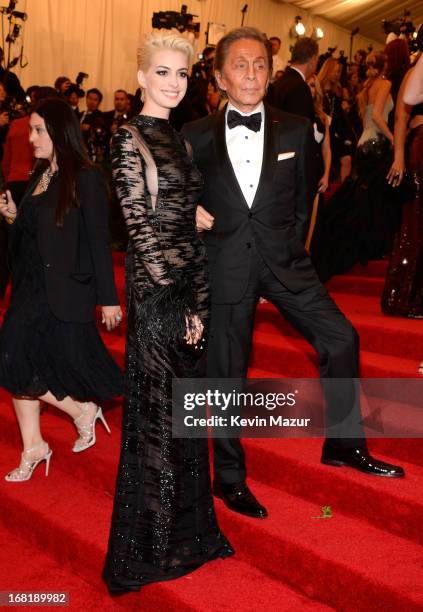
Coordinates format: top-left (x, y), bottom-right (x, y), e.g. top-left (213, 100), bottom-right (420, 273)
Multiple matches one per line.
top-left (251, 330), bottom-right (421, 378)
top-left (326, 275), bottom-right (385, 297)
top-left (349, 260), bottom-right (389, 278)
top-left (243, 438), bottom-right (423, 547)
top-left (0, 442), bottom-right (334, 612)
top-left (0, 524), bottom-right (125, 612)
top-left (255, 301), bottom-right (423, 362)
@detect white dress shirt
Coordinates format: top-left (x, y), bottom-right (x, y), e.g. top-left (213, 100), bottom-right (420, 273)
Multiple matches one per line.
top-left (225, 101), bottom-right (265, 208)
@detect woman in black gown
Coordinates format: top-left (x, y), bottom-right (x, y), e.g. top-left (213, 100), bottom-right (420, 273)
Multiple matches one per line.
top-left (0, 98), bottom-right (123, 481)
top-left (102, 32), bottom-right (233, 594)
top-left (382, 59), bottom-right (423, 318)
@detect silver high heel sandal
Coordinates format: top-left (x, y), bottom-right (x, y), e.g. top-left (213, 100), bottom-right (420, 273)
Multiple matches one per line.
top-left (5, 441), bottom-right (52, 482)
top-left (73, 403), bottom-right (111, 453)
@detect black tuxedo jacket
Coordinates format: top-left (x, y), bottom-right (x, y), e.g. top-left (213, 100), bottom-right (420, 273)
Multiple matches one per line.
top-left (267, 67), bottom-right (315, 124)
top-left (9, 167), bottom-right (118, 322)
top-left (181, 104), bottom-right (318, 304)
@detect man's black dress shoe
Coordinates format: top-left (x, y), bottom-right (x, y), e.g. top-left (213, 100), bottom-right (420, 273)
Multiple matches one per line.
top-left (213, 481), bottom-right (268, 518)
top-left (321, 445), bottom-right (405, 478)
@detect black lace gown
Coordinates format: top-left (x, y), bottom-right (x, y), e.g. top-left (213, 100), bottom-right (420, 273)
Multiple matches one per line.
top-left (0, 188), bottom-right (122, 401)
top-left (102, 115), bottom-right (233, 593)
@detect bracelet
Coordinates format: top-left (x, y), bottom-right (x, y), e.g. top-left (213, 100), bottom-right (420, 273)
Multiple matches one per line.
top-left (5, 216), bottom-right (14, 225)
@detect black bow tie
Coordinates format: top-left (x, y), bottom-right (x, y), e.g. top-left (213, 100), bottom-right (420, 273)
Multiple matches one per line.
top-left (227, 110), bottom-right (262, 132)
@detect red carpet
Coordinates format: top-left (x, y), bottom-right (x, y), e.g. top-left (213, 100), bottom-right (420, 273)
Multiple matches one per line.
top-left (0, 254), bottom-right (422, 611)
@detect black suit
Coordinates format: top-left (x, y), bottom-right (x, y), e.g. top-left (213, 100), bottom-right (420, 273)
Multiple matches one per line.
top-left (9, 168), bottom-right (118, 323)
top-left (182, 104), bottom-right (365, 485)
top-left (267, 66), bottom-right (315, 124)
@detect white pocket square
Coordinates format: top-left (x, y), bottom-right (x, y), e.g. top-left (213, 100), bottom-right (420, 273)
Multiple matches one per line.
top-left (277, 152), bottom-right (296, 161)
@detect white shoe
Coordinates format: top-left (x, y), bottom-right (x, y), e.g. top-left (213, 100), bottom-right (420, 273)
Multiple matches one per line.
top-left (5, 441), bottom-right (52, 482)
top-left (73, 404), bottom-right (111, 453)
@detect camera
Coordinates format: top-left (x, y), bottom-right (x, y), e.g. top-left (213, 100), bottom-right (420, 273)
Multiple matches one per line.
top-left (152, 4), bottom-right (200, 34)
top-left (76, 71), bottom-right (89, 87)
top-left (0, 98), bottom-right (26, 120)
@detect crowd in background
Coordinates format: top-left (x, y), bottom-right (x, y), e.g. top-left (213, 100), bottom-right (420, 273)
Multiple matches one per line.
top-left (0, 29), bottom-right (421, 299)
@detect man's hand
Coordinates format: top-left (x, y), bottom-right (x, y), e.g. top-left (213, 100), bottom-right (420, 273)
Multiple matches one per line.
top-left (196, 205), bottom-right (214, 231)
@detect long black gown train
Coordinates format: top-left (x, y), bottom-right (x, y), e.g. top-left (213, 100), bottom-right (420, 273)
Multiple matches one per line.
top-left (102, 115), bottom-right (233, 593)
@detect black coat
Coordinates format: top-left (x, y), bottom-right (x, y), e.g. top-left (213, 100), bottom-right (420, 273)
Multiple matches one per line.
top-left (181, 104), bottom-right (317, 304)
top-left (267, 66), bottom-right (315, 124)
top-left (9, 167), bottom-right (118, 322)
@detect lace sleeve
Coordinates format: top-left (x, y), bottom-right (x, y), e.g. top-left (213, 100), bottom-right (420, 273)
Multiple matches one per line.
top-left (111, 126), bottom-right (172, 286)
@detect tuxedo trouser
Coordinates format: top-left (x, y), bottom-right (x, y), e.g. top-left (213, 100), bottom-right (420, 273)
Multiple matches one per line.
top-left (208, 246), bottom-right (366, 486)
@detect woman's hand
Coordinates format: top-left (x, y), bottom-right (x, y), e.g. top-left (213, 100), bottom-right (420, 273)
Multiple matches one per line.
top-left (387, 157), bottom-right (405, 187)
top-left (185, 314), bottom-right (204, 345)
top-left (0, 190), bottom-right (17, 221)
top-left (318, 175), bottom-right (330, 193)
top-left (101, 305), bottom-right (123, 331)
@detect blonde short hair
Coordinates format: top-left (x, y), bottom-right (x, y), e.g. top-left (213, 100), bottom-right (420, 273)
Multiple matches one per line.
top-left (137, 30), bottom-right (194, 72)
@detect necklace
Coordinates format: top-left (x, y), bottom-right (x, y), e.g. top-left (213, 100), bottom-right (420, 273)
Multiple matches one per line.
top-left (37, 167), bottom-right (55, 193)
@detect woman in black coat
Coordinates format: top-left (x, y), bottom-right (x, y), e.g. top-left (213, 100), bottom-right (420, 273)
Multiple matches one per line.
top-left (0, 98), bottom-right (123, 482)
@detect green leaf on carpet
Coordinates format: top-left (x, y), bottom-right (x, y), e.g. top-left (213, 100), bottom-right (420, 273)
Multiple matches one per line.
top-left (312, 505), bottom-right (333, 519)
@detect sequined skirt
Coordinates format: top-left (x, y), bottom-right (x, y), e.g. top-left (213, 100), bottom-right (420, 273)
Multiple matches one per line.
top-left (381, 124), bottom-right (423, 316)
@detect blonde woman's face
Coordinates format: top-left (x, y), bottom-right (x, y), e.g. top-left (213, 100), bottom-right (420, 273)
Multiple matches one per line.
top-left (137, 48), bottom-right (189, 113)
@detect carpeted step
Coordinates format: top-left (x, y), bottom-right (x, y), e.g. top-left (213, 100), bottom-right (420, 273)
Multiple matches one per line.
top-left (326, 275), bottom-right (385, 297)
top-left (250, 330), bottom-right (420, 378)
top-left (0, 441), bottom-right (335, 612)
top-left (255, 302), bottom-right (423, 362)
top-left (0, 524), bottom-right (126, 612)
top-left (243, 438), bottom-right (423, 547)
top-left (349, 260), bottom-right (389, 278)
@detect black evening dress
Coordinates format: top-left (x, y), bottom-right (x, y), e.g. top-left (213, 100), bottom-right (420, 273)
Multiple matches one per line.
top-left (102, 115), bottom-right (233, 593)
top-left (0, 185), bottom-right (123, 401)
top-left (381, 121), bottom-right (423, 316)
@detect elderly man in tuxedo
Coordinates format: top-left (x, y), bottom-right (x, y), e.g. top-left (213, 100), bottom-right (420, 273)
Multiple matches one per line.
top-left (182, 27), bottom-right (404, 520)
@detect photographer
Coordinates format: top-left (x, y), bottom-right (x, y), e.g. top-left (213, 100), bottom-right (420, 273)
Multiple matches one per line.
top-left (191, 46), bottom-right (215, 81)
top-left (103, 90), bottom-right (132, 142)
top-left (0, 47), bottom-right (25, 102)
top-left (79, 88), bottom-right (108, 162)
top-left (63, 83), bottom-right (84, 116)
